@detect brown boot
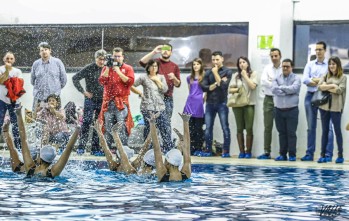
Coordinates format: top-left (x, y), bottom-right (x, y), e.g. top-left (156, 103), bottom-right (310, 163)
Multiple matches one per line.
top-left (245, 135), bottom-right (253, 158)
top-left (237, 133), bottom-right (245, 158)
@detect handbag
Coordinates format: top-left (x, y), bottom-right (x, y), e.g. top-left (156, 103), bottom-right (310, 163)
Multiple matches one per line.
top-left (310, 90), bottom-right (332, 107)
top-left (227, 84), bottom-right (249, 107)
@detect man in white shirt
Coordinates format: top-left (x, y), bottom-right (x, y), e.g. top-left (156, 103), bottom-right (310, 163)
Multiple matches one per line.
top-left (0, 52), bottom-right (23, 150)
top-left (257, 48), bottom-right (282, 159)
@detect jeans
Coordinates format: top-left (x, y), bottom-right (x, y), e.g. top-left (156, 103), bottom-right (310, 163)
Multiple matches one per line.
top-left (263, 95), bottom-right (274, 153)
top-left (0, 100), bottom-right (21, 150)
top-left (78, 98), bottom-right (102, 152)
top-left (304, 92), bottom-right (334, 157)
top-left (319, 109), bottom-right (343, 157)
top-left (49, 131), bottom-right (70, 150)
top-left (204, 103), bottom-right (231, 152)
top-left (104, 101), bottom-right (128, 148)
top-left (163, 96), bottom-right (173, 125)
top-left (274, 107), bottom-right (299, 157)
top-left (141, 110), bottom-right (174, 153)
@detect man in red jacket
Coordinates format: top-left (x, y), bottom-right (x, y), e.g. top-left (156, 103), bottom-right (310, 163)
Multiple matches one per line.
top-left (98, 47), bottom-right (134, 149)
top-left (0, 52), bottom-right (23, 150)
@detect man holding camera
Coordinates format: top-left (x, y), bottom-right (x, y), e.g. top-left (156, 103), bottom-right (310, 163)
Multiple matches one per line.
top-left (72, 49), bottom-right (106, 156)
top-left (139, 44), bottom-right (181, 124)
top-left (98, 47), bottom-right (134, 149)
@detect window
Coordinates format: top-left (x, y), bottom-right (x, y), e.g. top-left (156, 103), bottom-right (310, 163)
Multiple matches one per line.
top-left (0, 23), bottom-right (248, 71)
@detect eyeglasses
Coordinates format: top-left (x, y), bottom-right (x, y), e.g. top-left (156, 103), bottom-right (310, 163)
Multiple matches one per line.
top-left (315, 48), bottom-right (324, 51)
top-left (282, 65), bottom-right (291, 68)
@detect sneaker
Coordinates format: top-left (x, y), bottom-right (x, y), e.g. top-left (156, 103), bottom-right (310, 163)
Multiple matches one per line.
top-left (244, 153), bottom-right (252, 159)
top-left (325, 156), bottom-right (332, 162)
top-left (57, 148), bottom-right (63, 155)
top-left (335, 157), bottom-right (344, 164)
top-left (221, 153), bottom-right (230, 158)
top-left (289, 156), bottom-right (297, 161)
top-left (238, 152), bottom-right (245, 159)
top-left (193, 150), bottom-right (201, 156)
top-left (275, 155), bottom-right (288, 161)
top-left (301, 155), bottom-right (313, 161)
top-left (91, 150), bottom-right (105, 156)
top-left (197, 151), bottom-right (213, 157)
top-left (257, 153), bottom-right (271, 160)
top-left (317, 157), bottom-right (327, 163)
top-left (76, 148), bottom-right (85, 155)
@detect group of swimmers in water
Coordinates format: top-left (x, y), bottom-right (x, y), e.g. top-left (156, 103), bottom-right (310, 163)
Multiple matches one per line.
top-left (2, 106), bottom-right (191, 182)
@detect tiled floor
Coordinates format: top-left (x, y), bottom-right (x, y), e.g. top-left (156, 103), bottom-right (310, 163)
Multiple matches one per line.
top-left (1, 150), bottom-right (349, 171)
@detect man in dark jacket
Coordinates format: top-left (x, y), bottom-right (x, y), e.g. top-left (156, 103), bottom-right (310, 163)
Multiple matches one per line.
top-left (72, 49), bottom-right (106, 156)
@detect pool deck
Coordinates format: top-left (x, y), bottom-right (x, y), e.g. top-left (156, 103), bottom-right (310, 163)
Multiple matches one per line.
top-left (1, 150), bottom-right (349, 171)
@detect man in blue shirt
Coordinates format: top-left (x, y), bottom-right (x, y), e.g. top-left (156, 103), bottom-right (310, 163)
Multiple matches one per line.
top-left (272, 59), bottom-right (301, 161)
top-left (301, 41), bottom-right (334, 162)
top-left (31, 42), bottom-right (67, 116)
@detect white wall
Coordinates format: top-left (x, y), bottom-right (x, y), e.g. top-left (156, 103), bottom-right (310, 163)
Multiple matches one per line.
top-left (4, 0), bottom-right (349, 159)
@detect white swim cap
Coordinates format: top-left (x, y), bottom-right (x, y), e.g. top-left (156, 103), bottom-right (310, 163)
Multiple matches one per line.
top-left (143, 149), bottom-right (155, 167)
top-left (40, 145), bottom-right (56, 163)
top-left (165, 149), bottom-right (183, 167)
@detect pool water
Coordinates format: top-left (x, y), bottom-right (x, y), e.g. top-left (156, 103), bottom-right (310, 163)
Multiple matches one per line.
top-left (0, 160), bottom-right (348, 220)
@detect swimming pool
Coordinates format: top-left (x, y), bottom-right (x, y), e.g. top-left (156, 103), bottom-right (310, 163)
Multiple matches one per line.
top-left (0, 159), bottom-right (348, 220)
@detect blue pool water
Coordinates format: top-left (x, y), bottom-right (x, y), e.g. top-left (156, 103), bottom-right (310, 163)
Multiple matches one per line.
top-left (0, 159), bottom-right (348, 220)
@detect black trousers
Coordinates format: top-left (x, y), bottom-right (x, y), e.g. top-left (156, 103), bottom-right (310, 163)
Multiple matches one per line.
top-left (189, 117), bottom-right (205, 154)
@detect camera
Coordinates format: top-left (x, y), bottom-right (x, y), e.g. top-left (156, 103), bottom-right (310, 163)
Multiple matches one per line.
top-left (105, 54), bottom-right (114, 67)
top-left (105, 54), bottom-right (122, 68)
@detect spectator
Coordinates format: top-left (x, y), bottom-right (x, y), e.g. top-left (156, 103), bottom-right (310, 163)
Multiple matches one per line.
top-left (229, 56), bottom-right (258, 159)
top-left (31, 42), bottom-right (67, 117)
top-left (139, 44), bottom-right (181, 125)
top-left (258, 48), bottom-right (282, 159)
top-left (317, 56), bottom-right (347, 163)
top-left (132, 59), bottom-right (174, 153)
top-left (301, 41), bottom-right (334, 162)
top-left (200, 51), bottom-right (233, 157)
top-left (36, 94), bottom-right (70, 154)
top-left (272, 59), bottom-right (301, 161)
top-left (98, 47), bottom-right (134, 149)
top-left (0, 52), bottom-right (23, 150)
top-left (72, 49), bottom-right (106, 156)
top-left (183, 58), bottom-right (205, 155)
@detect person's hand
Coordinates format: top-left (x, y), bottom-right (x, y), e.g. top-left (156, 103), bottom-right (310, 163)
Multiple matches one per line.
top-left (241, 69), bottom-right (247, 78)
top-left (113, 65), bottom-right (120, 72)
top-left (212, 65), bottom-right (218, 73)
top-left (4, 62), bottom-right (12, 71)
top-left (346, 123), bottom-right (349, 131)
top-left (92, 120), bottom-right (103, 134)
top-left (83, 91), bottom-right (93, 99)
top-left (14, 105), bottom-right (22, 116)
top-left (168, 72), bottom-right (176, 80)
top-left (178, 112), bottom-right (191, 122)
top-left (173, 128), bottom-right (183, 141)
top-left (146, 112), bottom-right (160, 123)
top-left (153, 45), bottom-right (163, 54)
top-left (150, 75), bottom-right (159, 82)
top-left (111, 121), bottom-right (124, 133)
top-left (48, 104), bottom-right (56, 114)
top-left (221, 76), bottom-right (228, 82)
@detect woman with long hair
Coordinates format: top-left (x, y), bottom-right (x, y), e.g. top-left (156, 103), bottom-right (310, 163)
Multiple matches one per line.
top-left (183, 58), bottom-right (205, 155)
top-left (317, 56), bottom-right (347, 163)
top-left (229, 56), bottom-right (258, 159)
